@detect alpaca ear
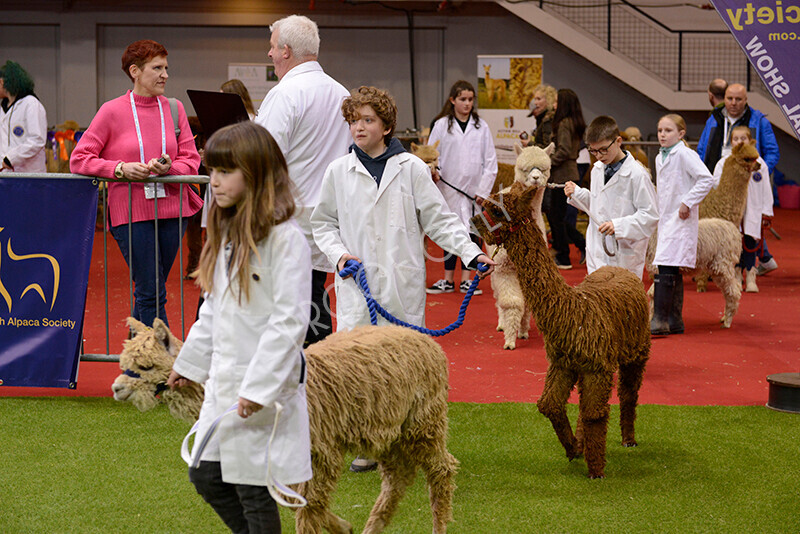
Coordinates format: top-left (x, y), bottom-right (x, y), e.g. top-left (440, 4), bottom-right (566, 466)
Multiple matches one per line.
top-left (519, 184), bottom-right (538, 208)
top-left (432, 140), bottom-right (440, 149)
top-left (152, 318), bottom-right (171, 351)
top-left (749, 139), bottom-right (756, 146)
top-left (127, 317), bottom-right (147, 335)
top-left (544, 142), bottom-right (555, 156)
top-left (514, 142), bottom-right (523, 155)
top-left (411, 142), bottom-right (419, 151)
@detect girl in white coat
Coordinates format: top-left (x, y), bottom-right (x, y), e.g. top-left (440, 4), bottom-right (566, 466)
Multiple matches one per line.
top-left (426, 80), bottom-right (497, 294)
top-left (168, 121), bottom-right (311, 533)
top-left (652, 114), bottom-right (715, 336)
top-left (712, 125), bottom-right (773, 293)
top-left (0, 61), bottom-right (47, 173)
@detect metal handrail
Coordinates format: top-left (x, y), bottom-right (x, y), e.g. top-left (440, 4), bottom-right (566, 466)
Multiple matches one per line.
top-left (3, 172), bottom-right (209, 363)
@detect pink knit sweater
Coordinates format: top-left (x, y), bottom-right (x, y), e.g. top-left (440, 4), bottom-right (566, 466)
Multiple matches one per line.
top-left (70, 90), bottom-right (202, 227)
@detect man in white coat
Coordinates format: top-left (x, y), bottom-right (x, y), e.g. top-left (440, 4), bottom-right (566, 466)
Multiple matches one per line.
top-left (255, 15), bottom-right (350, 346)
top-left (565, 116), bottom-right (659, 280)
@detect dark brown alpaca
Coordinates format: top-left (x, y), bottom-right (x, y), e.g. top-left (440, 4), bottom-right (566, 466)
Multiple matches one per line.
top-left (471, 182), bottom-right (651, 478)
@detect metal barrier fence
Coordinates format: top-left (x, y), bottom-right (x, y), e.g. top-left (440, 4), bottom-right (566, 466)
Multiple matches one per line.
top-left (6, 172), bottom-right (209, 363)
top-left (538, 0), bottom-right (770, 98)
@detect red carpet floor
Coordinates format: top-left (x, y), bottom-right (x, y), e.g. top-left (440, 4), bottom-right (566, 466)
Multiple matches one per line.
top-left (3, 209), bottom-right (798, 406)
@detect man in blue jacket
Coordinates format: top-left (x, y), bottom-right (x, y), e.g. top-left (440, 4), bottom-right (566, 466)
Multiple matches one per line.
top-left (696, 83), bottom-right (780, 275)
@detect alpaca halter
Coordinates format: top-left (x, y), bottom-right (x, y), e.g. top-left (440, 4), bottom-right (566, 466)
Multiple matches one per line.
top-left (123, 368), bottom-right (169, 396)
top-left (480, 207), bottom-right (530, 244)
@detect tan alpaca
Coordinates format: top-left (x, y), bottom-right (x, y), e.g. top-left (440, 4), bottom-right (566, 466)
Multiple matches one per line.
top-left (694, 140), bottom-right (761, 292)
top-left (112, 319), bottom-right (457, 534)
top-left (487, 143), bottom-right (553, 349)
top-left (482, 64), bottom-right (507, 104)
top-left (410, 140), bottom-right (440, 178)
top-left (472, 182), bottom-right (651, 479)
top-left (645, 218), bottom-right (742, 328)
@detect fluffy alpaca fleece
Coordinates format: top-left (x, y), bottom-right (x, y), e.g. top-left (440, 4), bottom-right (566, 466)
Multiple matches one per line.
top-left (645, 218), bottom-right (742, 328)
top-left (112, 321), bottom-right (457, 534)
top-left (472, 182), bottom-right (650, 478)
top-left (410, 140), bottom-right (440, 176)
top-left (694, 141), bottom-right (760, 292)
top-left (112, 318), bottom-right (203, 423)
top-left (487, 143), bottom-right (552, 349)
top-left (699, 140), bottom-right (760, 224)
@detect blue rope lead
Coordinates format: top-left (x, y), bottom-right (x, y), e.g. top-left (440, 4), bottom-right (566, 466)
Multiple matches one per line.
top-left (338, 259), bottom-right (488, 337)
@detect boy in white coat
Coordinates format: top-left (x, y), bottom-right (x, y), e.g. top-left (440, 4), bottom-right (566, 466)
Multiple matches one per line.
top-left (565, 116), bottom-right (659, 280)
top-left (312, 85), bottom-right (494, 473)
top-left (712, 125), bottom-right (773, 292)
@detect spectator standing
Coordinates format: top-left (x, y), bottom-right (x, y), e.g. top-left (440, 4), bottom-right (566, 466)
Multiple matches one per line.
top-left (528, 83), bottom-right (557, 148)
top-left (0, 61), bottom-right (47, 173)
top-left (255, 14), bottom-right (350, 346)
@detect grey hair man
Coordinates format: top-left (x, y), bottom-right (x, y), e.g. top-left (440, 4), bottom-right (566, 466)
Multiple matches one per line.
top-left (255, 15), bottom-right (350, 346)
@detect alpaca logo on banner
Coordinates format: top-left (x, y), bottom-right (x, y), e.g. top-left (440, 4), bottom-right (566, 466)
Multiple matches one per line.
top-left (712, 0), bottom-right (800, 140)
top-left (0, 227), bottom-right (61, 314)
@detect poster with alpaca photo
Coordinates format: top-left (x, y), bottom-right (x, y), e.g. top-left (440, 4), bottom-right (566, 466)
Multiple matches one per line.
top-left (478, 55), bottom-right (543, 164)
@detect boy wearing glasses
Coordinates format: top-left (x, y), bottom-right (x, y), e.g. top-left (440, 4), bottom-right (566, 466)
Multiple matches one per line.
top-left (564, 115), bottom-right (659, 279)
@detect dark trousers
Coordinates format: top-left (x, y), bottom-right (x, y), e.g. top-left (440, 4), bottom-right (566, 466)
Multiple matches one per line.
top-left (546, 187), bottom-right (585, 265)
top-left (189, 461), bottom-right (281, 534)
top-left (109, 217), bottom-right (187, 327)
top-left (305, 269), bottom-right (332, 347)
top-left (443, 234), bottom-right (483, 271)
top-left (740, 235), bottom-right (758, 270)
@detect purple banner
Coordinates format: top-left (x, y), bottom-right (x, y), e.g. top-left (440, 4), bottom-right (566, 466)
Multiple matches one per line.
top-left (0, 177), bottom-right (98, 388)
top-left (712, 0), bottom-right (800, 140)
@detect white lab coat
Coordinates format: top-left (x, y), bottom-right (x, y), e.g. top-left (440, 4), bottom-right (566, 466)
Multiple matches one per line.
top-left (173, 220), bottom-right (312, 487)
top-left (0, 95), bottom-right (47, 173)
top-left (712, 155), bottom-right (773, 239)
top-left (653, 143), bottom-right (715, 268)
top-left (428, 116), bottom-right (497, 230)
top-left (255, 61), bottom-right (350, 272)
top-left (568, 153), bottom-right (659, 279)
top-left (311, 151), bottom-right (483, 331)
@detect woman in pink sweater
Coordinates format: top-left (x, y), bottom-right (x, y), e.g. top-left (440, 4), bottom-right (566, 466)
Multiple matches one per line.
top-left (71, 40), bottom-right (201, 328)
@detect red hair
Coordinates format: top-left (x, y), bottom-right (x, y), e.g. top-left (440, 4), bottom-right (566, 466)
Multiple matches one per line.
top-left (121, 40), bottom-right (168, 82)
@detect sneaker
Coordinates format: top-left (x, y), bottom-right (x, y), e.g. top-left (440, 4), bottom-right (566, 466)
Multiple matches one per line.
top-left (579, 250), bottom-right (586, 265)
top-left (426, 279), bottom-right (454, 294)
top-left (756, 258), bottom-right (777, 276)
top-left (349, 456), bottom-right (378, 473)
top-left (555, 262), bottom-right (572, 270)
top-left (460, 281), bottom-right (482, 295)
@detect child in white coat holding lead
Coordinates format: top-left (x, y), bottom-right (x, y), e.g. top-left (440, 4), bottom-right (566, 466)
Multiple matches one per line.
top-left (168, 121), bottom-right (312, 533)
top-left (712, 125), bottom-right (773, 293)
top-left (426, 80), bottom-right (497, 295)
top-left (651, 114), bottom-right (715, 336)
top-left (564, 115), bottom-right (659, 280)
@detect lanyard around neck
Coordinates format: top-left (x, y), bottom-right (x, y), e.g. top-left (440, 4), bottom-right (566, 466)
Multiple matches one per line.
top-left (129, 92), bottom-right (166, 164)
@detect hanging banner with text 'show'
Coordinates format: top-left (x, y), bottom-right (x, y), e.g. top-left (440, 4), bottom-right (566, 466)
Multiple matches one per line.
top-left (0, 177), bottom-right (98, 388)
top-left (712, 0), bottom-right (800, 140)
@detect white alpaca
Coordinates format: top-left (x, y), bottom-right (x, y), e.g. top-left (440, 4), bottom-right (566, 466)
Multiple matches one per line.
top-left (645, 218), bottom-right (742, 328)
top-left (487, 143), bottom-right (552, 349)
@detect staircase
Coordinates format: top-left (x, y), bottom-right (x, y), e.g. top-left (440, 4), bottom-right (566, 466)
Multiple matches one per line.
top-left (497, 0), bottom-right (794, 136)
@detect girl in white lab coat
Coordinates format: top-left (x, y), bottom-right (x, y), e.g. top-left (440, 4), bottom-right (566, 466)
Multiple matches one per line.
top-left (168, 121), bottom-right (311, 533)
top-left (712, 125), bottom-right (773, 293)
top-left (652, 114), bottom-right (715, 336)
top-left (0, 61), bottom-right (47, 173)
top-left (426, 80), bottom-right (497, 295)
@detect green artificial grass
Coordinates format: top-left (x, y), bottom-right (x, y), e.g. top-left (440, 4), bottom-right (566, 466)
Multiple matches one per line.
top-left (1, 398), bottom-right (798, 533)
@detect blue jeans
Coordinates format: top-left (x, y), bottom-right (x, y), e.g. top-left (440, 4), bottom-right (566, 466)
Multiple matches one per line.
top-left (110, 217), bottom-right (187, 327)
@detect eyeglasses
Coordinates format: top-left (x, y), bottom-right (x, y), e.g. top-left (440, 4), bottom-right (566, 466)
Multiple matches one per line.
top-left (587, 139), bottom-right (617, 156)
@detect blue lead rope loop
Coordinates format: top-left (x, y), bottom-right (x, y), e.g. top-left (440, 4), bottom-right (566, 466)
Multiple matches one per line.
top-left (338, 260), bottom-right (488, 337)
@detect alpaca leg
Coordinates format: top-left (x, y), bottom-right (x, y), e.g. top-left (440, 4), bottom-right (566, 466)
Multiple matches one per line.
top-left (296, 450), bottom-right (353, 534)
top-left (715, 268), bottom-right (742, 328)
top-left (577, 373), bottom-right (614, 479)
top-left (502, 304), bottom-right (523, 350)
top-left (421, 446), bottom-right (459, 534)
top-left (695, 270), bottom-right (710, 292)
top-left (518, 308), bottom-right (532, 340)
top-left (538, 365), bottom-right (580, 460)
top-left (618, 359), bottom-right (647, 447)
top-left (362, 454), bottom-right (417, 534)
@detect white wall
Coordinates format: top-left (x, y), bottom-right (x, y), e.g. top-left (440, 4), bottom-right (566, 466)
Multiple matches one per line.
top-left (1, 7), bottom-right (797, 178)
